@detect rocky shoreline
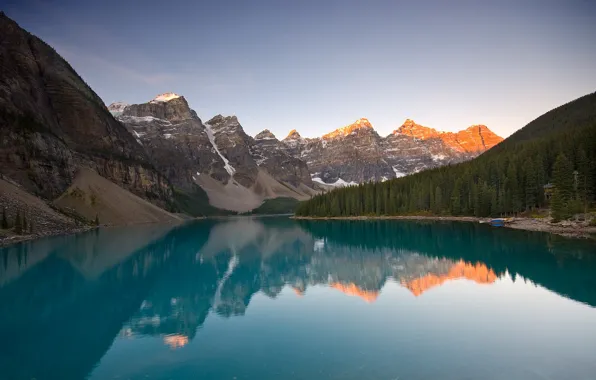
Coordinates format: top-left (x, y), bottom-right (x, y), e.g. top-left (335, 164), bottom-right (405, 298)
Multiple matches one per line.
top-left (292, 215), bottom-right (596, 239)
top-left (0, 225), bottom-right (98, 248)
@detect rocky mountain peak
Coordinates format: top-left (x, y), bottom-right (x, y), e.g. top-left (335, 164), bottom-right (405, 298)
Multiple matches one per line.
top-left (0, 13), bottom-right (173, 207)
top-left (394, 119), bottom-right (440, 139)
top-left (285, 129), bottom-right (302, 140)
top-left (455, 124), bottom-right (503, 153)
top-left (121, 94), bottom-right (195, 122)
top-left (107, 102), bottom-right (130, 116)
top-left (255, 129), bottom-right (277, 141)
top-left (394, 119), bottom-right (503, 154)
top-left (150, 92), bottom-right (181, 103)
top-left (322, 118), bottom-right (374, 139)
top-left (206, 115), bottom-right (240, 129)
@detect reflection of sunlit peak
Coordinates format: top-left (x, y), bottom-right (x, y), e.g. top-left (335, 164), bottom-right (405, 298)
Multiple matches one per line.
top-left (293, 287), bottom-right (305, 297)
top-left (402, 261), bottom-right (497, 296)
top-left (164, 334), bottom-right (189, 349)
top-left (330, 282), bottom-right (379, 303)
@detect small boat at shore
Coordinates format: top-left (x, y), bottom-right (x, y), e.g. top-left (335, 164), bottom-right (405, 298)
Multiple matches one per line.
top-left (480, 218), bottom-right (514, 227)
top-left (489, 218), bottom-right (506, 227)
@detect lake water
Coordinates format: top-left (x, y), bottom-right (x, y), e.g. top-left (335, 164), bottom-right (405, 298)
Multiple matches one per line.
top-left (1, 218), bottom-right (596, 380)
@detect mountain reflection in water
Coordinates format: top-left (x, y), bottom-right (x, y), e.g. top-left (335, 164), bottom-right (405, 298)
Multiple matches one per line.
top-left (1, 217), bottom-right (595, 380)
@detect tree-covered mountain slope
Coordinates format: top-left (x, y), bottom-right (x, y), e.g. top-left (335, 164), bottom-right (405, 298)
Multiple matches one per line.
top-left (296, 92), bottom-right (596, 219)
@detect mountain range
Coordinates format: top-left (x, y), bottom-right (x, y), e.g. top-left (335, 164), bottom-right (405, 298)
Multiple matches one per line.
top-left (1, 11), bottom-right (502, 227)
top-left (280, 117), bottom-right (502, 184)
top-left (108, 94), bottom-right (502, 211)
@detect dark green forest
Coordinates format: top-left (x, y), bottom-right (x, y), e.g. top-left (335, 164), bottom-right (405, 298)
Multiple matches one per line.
top-left (296, 92), bottom-right (596, 220)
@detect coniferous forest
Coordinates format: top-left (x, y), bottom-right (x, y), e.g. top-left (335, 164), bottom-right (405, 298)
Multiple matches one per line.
top-left (296, 92), bottom-right (596, 220)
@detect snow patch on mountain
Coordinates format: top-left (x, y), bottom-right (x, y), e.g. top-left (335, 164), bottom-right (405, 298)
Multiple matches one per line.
top-left (312, 177), bottom-right (357, 187)
top-left (120, 115), bottom-right (171, 125)
top-left (392, 166), bottom-right (406, 178)
top-left (205, 122), bottom-right (236, 177)
top-left (151, 92), bottom-right (181, 103)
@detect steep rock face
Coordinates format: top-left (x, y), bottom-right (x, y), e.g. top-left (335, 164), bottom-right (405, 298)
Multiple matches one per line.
top-left (114, 99), bottom-right (316, 211)
top-left (204, 115), bottom-right (258, 188)
top-left (0, 13), bottom-right (172, 206)
top-left (106, 102), bottom-right (129, 116)
top-left (382, 131), bottom-right (459, 177)
top-left (282, 118), bottom-right (503, 184)
top-left (281, 118), bottom-right (394, 184)
top-left (395, 119), bottom-right (503, 155)
top-left (115, 95), bottom-right (229, 191)
top-left (252, 129), bottom-right (312, 187)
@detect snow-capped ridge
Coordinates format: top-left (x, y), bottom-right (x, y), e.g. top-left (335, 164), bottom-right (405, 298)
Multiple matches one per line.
top-left (150, 92), bottom-right (181, 103)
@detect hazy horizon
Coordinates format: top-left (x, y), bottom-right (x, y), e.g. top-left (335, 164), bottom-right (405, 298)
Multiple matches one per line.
top-left (5, 0), bottom-right (596, 138)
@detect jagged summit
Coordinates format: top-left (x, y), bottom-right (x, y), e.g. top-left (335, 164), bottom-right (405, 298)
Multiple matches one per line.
top-left (151, 92), bottom-right (181, 103)
top-left (285, 129), bottom-right (302, 140)
top-left (255, 129), bottom-right (277, 140)
top-left (393, 119), bottom-right (502, 153)
top-left (323, 118), bottom-right (374, 139)
top-left (206, 114), bottom-right (239, 126)
top-left (394, 119), bottom-right (440, 139)
top-left (107, 102), bottom-right (130, 115)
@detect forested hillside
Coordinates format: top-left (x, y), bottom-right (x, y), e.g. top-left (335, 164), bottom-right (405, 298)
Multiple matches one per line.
top-left (296, 92), bottom-right (596, 220)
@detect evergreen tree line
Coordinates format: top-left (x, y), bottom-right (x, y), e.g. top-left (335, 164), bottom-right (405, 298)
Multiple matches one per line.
top-left (297, 95), bottom-right (596, 220)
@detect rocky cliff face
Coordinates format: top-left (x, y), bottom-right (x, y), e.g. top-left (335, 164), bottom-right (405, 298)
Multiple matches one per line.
top-left (281, 118), bottom-right (503, 184)
top-left (204, 115), bottom-right (259, 188)
top-left (395, 119), bottom-right (503, 155)
top-left (0, 13), bottom-right (172, 207)
top-left (252, 129), bottom-right (312, 187)
top-left (281, 119), bottom-right (394, 185)
top-left (114, 94), bottom-right (229, 192)
top-left (113, 98), bottom-right (316, 211)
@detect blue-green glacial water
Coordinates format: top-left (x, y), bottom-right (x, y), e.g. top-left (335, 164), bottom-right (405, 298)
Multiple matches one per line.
top-left (1, 218), bottom-right (595, 379)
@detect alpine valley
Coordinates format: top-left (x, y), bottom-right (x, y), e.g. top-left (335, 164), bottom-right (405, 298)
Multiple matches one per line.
top-left (1, 11), bottom-right (502, 235)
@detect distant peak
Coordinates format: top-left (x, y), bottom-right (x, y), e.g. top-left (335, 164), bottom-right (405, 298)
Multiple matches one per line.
top-left (466, 124), bottom-right (489, 131)
top-left (150, 92), bottom-right (181, 103)
top-left (206, 114), bottom-right (239, 126)
top-left (255, 129), bottom-right (277, 140)
top-left (285, 129), bottom-right (302, 139)
top-left (107, 101), bottom-right (130, 115)
top-left (323, 118), bottom-right (374, 139)
top-left (394, 119), bottom-right (438, 138)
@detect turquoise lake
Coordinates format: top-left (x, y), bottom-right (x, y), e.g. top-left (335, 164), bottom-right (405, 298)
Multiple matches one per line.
top-left (1, 218), bottom-right (596, 379)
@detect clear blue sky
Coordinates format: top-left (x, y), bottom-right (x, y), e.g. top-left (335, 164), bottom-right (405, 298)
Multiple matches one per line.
top-left (5, 0), bottom-right (596, 138)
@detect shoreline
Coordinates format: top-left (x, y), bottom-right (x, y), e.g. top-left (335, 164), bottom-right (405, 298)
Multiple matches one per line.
top-left (0, 225), bottom-right (98, 248)
top-left (292, 215), bottom-right (596, 239)
top-left (0, 218), bottom-right (192, 248)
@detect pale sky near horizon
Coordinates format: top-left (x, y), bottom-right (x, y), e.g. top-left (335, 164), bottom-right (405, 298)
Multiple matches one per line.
top-left (4, 0), bottom-right (596, 138)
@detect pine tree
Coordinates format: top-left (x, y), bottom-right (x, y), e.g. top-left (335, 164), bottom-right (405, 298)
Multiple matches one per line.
top-left (23, 214), bottom-right (28, 233)
top-left (577, 148), bottom-right (592, 215)
top-left (14, 210), bottom-right (22, 234)
top-left (551, 153), bottom-right (574, 221)
top-left (1, 207), bottom-right (8, 229)
top-left (95, 214), bottom-right (100, 226)
top-left (450, 180), bottom-right (462, 215)
top-left (524, 158), bottom-right (538, 210)
top-left (434, 186), bottom-right (442, 214)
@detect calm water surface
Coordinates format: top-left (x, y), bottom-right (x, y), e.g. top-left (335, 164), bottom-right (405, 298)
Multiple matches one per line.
top-left (1, 218), bottom-right (596, 380)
